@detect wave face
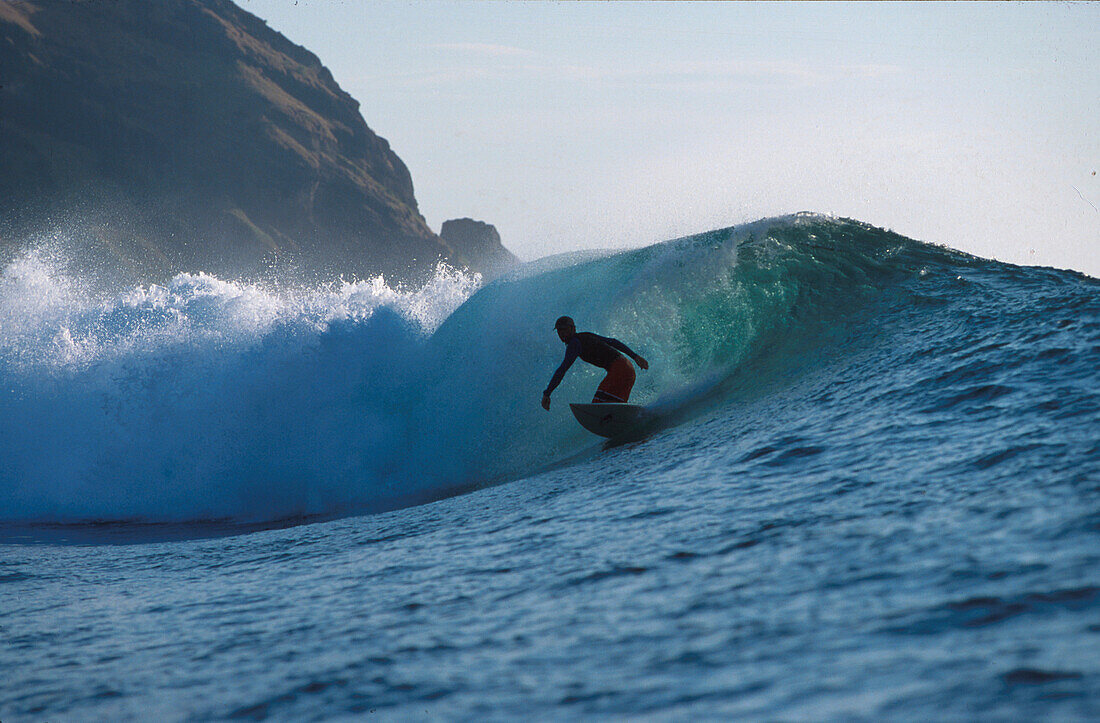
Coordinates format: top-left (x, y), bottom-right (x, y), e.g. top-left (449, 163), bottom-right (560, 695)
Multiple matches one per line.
top-left (1, 214), bottom-right (1096, 524)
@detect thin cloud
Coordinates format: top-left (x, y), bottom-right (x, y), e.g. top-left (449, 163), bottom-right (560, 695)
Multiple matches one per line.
top-left (510, 58), bottom-right (904, 90)
top-left (433, 42), bottom-right (538, 58)
top-left (353, 55), bottom-right (902, 92)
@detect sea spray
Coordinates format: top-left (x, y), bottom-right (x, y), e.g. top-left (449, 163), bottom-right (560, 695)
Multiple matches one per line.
top-left (0, 254), bottom-right (480, 522)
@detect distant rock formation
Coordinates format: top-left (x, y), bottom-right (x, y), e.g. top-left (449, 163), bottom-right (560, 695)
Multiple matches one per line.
top-left (0, 0), bottom-right (514, 284)
top-left (439, 219), bottom-right (519, 279)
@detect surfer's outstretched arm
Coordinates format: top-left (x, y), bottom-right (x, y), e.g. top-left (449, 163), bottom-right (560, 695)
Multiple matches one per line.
top-left (542, 337), bottom-right (581, 409)
top-left (604, 336), bottom-right (649, 370)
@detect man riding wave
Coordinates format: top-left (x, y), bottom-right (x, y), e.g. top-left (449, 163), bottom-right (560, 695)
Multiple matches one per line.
top-left (541, 316), bottom-right (649, 410)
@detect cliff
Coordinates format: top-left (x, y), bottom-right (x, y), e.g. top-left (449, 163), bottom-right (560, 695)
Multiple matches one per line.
top-left (0, 0), bottom-right (511, 284)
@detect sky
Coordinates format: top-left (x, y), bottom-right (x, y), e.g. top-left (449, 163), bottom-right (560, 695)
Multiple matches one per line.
top-left (241, 1), bottom-right (1099, 277)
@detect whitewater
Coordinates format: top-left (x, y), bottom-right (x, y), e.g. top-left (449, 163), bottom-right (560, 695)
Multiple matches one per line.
top-left (2, 214), bottom-right (1098, 719)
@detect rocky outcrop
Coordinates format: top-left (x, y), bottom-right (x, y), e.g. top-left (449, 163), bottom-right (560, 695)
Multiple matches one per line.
top-left (439, 219), bottom-right (518, 279)
top-left (0, 0), bottom-right (513, 284)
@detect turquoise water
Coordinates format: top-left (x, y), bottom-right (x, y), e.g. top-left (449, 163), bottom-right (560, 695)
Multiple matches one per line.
top-left (2, 215), bottom-right (1098, 719)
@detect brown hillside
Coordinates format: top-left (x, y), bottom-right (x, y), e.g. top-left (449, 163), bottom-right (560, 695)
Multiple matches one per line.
top-left (0, 0), bottom-right (496, 283)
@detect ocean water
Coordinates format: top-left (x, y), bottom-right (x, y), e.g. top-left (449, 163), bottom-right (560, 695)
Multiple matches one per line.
top-left (2, 214), bottom-right (1098, 720)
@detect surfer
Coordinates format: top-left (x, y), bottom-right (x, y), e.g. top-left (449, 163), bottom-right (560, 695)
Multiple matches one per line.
top-left (541, 316), bottom-right (648, 410)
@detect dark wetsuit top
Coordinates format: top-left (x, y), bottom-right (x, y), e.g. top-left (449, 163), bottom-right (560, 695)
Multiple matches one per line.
top-left (544, 332), bottom-right (639, 396)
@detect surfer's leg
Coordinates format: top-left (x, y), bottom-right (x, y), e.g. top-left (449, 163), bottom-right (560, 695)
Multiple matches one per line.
top-left (592, 356), bottom-right (636, 403)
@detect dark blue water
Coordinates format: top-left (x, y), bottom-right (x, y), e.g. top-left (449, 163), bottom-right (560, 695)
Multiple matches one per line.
top-left (2, 215), bottom-right (1098, 719)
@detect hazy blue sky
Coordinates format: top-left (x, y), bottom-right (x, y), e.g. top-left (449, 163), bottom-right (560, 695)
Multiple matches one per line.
top-left (242, 1), bottom-right (1098, 276)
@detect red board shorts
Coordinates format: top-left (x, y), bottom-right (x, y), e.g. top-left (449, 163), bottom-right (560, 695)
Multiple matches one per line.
top-left (593, 355), bottom-right (636, 403)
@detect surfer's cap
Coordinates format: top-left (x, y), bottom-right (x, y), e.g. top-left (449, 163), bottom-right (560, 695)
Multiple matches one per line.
top-left (554, 316), bottom-right (575, 330)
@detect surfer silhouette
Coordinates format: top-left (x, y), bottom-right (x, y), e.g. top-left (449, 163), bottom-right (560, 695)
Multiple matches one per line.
top-left (542, 316), bottom-right (648, 410)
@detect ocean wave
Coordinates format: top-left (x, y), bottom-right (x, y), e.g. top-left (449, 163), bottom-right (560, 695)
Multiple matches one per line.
top-left (1, 214), bottom-right (1095, 525)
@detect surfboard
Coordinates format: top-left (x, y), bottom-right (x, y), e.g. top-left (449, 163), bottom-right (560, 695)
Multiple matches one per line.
top-left (569, 403), bottom-right (652, 439)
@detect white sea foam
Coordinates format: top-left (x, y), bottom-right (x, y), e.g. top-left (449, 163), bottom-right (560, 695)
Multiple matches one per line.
top-left (0, 251), bottom-right (482, 522)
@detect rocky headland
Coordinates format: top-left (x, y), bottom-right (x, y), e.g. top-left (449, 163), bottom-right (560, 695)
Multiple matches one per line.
top-left (0, 0), bottom-right (516, 285)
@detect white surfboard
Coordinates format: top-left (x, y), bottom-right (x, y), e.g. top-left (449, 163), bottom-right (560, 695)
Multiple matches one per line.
top-left (569, 403), bottom-right (652, 439)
